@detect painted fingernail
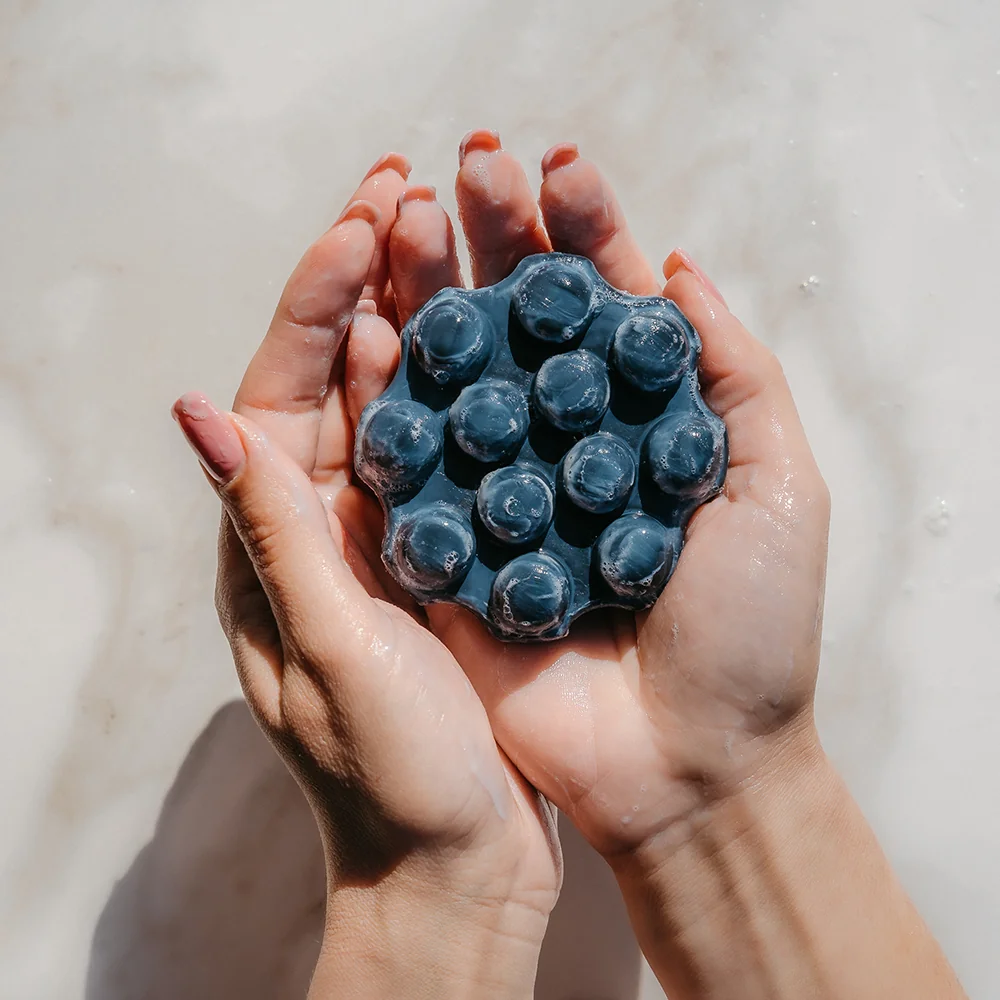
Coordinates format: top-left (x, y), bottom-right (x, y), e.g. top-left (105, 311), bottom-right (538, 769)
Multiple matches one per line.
top-left (336, 199), bottom-right (382, 227)
top-left (459, 129), bottom-right (501, 165)
top-left (541, 142), bottom-right (579, 176)
top-left (664, 248), bottom-right (728, 308)
top-left (172, 392), bottom-right (245, 484)
top-left (363, 151), bottom-right (412, 182)
top-left (398, 185), bottom-right (438, 210)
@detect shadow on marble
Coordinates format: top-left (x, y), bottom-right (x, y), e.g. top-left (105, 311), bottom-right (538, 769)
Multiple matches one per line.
top-left (85, 700), bottom-right (643, 1000)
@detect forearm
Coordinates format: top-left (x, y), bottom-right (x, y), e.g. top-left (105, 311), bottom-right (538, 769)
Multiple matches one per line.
top-left (309, 867), bottom-right (549, 1000)
top-left (612, 730), bottom-right (966, 1000)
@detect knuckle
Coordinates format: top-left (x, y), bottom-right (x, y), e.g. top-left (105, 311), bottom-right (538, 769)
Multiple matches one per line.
top-left (241, 510), bottom-right (289, 574)
top-left (757, 346), bottom-right (787, 385)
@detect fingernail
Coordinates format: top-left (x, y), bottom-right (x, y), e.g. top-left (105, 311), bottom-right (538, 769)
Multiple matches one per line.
top-left (664, 248), bottom-right (728, 308)
top-left (541, 142), bottom-right (579, 176)
top-left (353, 297), bottom-right (379, 318)
top-left (172, 392), bottom-right (245, 484)
top-left (363, 151), bottom-right (412, 182)
top-left (397, 185), bottom-right (438, 211)
top-left (336, 199), bottom-right (382, 227)
top-left (459, 129), bottom-right (501, 165)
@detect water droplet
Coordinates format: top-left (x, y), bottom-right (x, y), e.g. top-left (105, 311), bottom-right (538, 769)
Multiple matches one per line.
top-left (799, 275), bottom-right (821, 295)
top-left (924, 498), bottom-right (951, 537)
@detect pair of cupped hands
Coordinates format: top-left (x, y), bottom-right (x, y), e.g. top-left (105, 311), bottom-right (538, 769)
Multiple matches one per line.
top-left (173, 131), bottom-right (830, 993)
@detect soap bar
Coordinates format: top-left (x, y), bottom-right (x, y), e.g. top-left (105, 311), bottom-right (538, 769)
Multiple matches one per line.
top-left (355, 252), bottom-right (727, 641)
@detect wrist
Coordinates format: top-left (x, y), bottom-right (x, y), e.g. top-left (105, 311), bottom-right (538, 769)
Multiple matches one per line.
top-left (610, 720), bottom-right (841, 999)
top-left (310, 858), bottom-right (552, 1000)
top-left (623, 710), bottom-right (830, 871)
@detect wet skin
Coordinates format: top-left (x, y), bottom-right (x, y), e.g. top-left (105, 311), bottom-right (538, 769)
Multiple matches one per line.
top-left (174, 133), bottom-right (965, 1000)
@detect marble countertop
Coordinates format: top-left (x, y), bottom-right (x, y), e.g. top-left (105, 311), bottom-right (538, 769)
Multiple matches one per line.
top-left (1, 0), bottom-right (998, 997)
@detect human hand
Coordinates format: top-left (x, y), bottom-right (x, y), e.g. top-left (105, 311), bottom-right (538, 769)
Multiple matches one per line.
top-left (172, 153), bottom-right (560, 999)
top-left (416, 136), bottom-right (963, 1000)
top-left (425, 133), bottom-right (831, 859)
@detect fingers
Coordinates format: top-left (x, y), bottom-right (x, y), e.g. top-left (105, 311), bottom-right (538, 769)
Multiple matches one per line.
top-left (661, 256), bottom-right (826, 510)
top-left (233, 207), bottom-right (378, 469)
top-left (344, 299), bottom-right (401, 427)
top-left (663, 247), bottom-right (728, 308)
top-left (389, 186), bottom-right (463, 326)
top-left (173, 392), bottom-right (378, 723)
top-left (345, 152), bottom-right (412, 305)
top-left (456, 129), bottom-right (551, 286)
top-left (311, 299), bottom-right (400, 480)
top-left (539, 143), bottom-right (659, 296)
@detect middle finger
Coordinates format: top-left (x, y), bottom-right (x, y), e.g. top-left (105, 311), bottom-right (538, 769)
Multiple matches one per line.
top-left (455, 129), bottom-right (551, 287)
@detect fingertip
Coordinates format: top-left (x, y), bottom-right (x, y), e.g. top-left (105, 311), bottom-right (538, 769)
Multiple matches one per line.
top-left (459, 128), bottom-right (501, 165)
top-left (663, 248), bottom-right (728, 308)
top-left (398, 184), bottom-right (438, 209)
top-left (172, 392), bottom-right (246, 484)
top-left (171, 389), bottom-right (209, 423)
top-left (540, 142), bottom-right (579, 176)
top-left (363, 151), bottom-right (412, 182)
top-left (337, 199), bottom-right (382, 228)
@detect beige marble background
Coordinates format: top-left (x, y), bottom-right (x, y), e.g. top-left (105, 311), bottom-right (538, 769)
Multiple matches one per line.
top-left (1, 0), bottom-right (998, 997)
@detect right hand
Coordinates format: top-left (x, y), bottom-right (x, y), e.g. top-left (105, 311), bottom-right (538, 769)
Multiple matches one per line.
top-left (429, 133), bottom-right (832, 861)
top-left (425, 133), bottom-right (964, 1000)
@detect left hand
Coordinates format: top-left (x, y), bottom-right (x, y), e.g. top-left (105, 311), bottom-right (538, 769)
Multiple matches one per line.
top-left (173, 151), bottom-right (560, 999)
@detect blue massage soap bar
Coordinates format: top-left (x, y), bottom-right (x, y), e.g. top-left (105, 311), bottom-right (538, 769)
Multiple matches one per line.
top-left (354, 253), bottom-right (727, 641)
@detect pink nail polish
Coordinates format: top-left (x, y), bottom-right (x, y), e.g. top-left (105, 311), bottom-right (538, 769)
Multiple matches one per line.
top-left (665, 248), bottom-right (728, 308)
top-left (459, 129), bottom-right (501, 165)
top-left (336, 199), bottom-right (381, 227)
top-left (363, 151), bottom-right (412, 182)
top-left (541, 142), bottom-right (579, 176)
top-left (397, 185), bottom-right (438, 210)
top-left (172, 392), bottom-right (245, 484)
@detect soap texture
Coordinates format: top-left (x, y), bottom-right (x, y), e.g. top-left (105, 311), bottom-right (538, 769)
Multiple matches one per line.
top-left (355, 253), bottom-right (728, 640)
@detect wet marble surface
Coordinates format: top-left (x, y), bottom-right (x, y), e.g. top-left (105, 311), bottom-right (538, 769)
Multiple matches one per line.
top-left (1, 0), bottom-right (998, 997)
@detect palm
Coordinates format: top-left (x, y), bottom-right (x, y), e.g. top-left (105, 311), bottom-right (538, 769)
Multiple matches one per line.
top-left (435, 469), bottom-right (827, 852)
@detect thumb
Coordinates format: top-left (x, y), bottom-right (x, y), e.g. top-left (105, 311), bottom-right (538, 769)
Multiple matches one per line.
top-left (172, 392), bottom-right (379, 718)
